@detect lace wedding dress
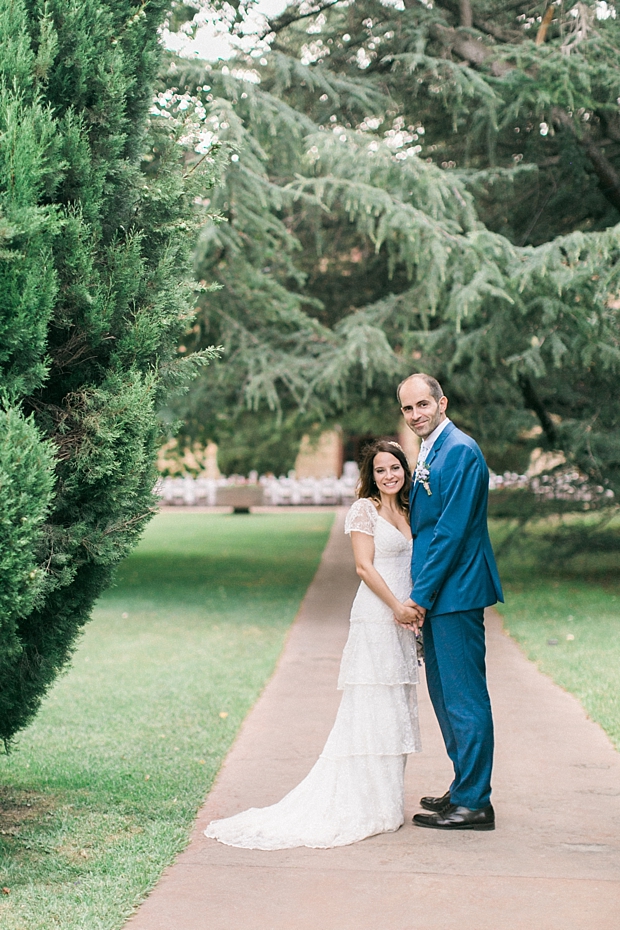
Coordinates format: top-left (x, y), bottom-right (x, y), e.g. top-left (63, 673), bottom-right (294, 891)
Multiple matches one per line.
top-left (204, 498), bottom-right (421, 849)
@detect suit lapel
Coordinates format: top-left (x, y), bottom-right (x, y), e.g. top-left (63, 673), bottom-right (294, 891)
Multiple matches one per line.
top-left (423, 422), bottom-right (453, 470)
top-left (426, 421), bottom-right (454, 465)
top-left (411, 421), bottom-right (455, 504)
top-left (410, 475), bottom-right (421, 506)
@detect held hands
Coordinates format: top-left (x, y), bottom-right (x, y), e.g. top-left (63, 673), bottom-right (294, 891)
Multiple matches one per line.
top-left (394, 598), bottom-right (427, 632)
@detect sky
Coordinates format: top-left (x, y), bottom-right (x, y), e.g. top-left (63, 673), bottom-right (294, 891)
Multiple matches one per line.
top-left (163, 0), bottom-right (291, 61)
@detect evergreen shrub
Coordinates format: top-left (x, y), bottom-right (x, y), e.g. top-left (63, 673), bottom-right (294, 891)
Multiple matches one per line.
top-left (0, 0), bottom-right (219, 746)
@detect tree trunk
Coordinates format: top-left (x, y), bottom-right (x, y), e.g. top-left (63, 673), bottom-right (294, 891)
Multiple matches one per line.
top-left (460, 0), bottom-right (473, 28)
top-left (517, 374), bottom-right (558, 446)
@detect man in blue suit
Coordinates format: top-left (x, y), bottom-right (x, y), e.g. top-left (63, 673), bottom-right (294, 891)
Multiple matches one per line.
top-left (398, 373), bottom-right (503, 831)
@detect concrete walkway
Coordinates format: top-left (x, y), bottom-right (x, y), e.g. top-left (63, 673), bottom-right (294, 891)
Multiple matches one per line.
top-left (128, 510), bottom-right (620, 930)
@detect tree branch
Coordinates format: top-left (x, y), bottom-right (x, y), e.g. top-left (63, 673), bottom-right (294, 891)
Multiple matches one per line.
top-left (460, 0), bottom-right (473, 29)
top-left (429, 22), bottom-right (512, 74)
top-left (430, 23), bottom-right (492, 65)
top-left (517, 373), bottom-right (558, 446)
top-left (552, 107), bottom-right (620, 214)
top-left (427, 24), bottom-right (620, 213)
top-left (502, 0), bottom-right (539, 11)
top-left (598, 109), bottom-right (620, 143)
top-left (535, 4), bottom-right (554, 45)
top-left (433, 0), bottom-right (522, 43)
top-left (261, 0), bottom-right (341, 38)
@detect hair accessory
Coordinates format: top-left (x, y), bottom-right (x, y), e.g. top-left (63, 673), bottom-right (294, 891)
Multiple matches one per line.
top-left (387, 441), bottom-right (403, 451)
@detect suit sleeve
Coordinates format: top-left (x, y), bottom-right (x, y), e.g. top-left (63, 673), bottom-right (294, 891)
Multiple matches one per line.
top-left (411, 444), bottom-right (487, 609)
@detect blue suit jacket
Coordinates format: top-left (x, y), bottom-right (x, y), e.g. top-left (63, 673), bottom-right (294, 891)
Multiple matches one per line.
top-left (409, 421), bottom-right (503, 615)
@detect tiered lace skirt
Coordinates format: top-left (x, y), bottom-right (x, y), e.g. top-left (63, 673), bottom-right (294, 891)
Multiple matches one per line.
top-left (204, 594), bottom-right (421, 850)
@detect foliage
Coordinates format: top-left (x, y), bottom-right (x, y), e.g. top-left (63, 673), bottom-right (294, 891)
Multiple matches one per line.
top-left (213, 410), bottom-right (308, 475)
top-left (165, 0), bottom-right (620, 493)
top-left (0, 511), bottom-right (333, 930)
top-left (0, 410), bottom-right (55, 727)
top-left (0, 0), bottom-right (220, 745)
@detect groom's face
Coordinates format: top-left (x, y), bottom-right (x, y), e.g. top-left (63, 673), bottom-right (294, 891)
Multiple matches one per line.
top-left (399, 378), bottom-right (447, 439)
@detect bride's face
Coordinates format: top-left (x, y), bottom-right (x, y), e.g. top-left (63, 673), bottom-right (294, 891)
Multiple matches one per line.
top-left (373, 452), bottom-right (405, 498)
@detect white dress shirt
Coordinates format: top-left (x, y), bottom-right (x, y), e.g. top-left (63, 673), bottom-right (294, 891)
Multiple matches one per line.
top-left (417, 417), bottom-right (451, 466)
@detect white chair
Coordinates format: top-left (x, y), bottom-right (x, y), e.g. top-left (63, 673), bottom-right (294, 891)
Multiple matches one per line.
top-left (182, 475), bottom-right (196, 506)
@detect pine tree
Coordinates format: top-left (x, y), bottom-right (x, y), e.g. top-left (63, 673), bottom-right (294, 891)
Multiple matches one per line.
top-left (166, 0), bottom-right (620, 493)
top-left (0, 0), bottom-right (219, 746)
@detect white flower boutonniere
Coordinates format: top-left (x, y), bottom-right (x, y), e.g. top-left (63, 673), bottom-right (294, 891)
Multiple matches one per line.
top-left (414, 460), bottom-right (432, 496)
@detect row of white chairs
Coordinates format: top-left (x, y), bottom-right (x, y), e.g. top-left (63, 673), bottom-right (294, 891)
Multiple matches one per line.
top-left (264, 476), bottom-right (358, 506)
top-left (157, 476), bottom-right (220, 506)
top-left (156, 471), bottom-right (361, 507)
top-left (489, 469), bottom-right (614, 502)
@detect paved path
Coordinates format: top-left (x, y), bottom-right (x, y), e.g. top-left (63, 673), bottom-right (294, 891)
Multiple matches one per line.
top-left (128, 510), bottom-right (620, 930)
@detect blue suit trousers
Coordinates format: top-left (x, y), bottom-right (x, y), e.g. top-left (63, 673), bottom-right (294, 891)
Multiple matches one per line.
top-left (423, 608), bottom-right (494, 809)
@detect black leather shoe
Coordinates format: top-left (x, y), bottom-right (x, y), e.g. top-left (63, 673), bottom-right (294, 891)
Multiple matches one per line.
top-left (413, 803), bottom-right (495, 831)
top-left (419, 790), bottom-right (451, 813)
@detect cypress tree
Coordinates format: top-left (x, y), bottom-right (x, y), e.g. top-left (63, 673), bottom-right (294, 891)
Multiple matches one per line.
top-left (0, 0), bottom-right (219, 746)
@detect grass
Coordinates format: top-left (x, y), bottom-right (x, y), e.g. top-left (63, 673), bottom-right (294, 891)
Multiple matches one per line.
top-left (491, 515), bottom-right (620, 752)
top-left (0, 511), bottom-right (334, 930)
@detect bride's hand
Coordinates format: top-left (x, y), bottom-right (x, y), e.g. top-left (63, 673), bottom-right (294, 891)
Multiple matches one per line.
top-left (394, 601), bottom-right (425, 630)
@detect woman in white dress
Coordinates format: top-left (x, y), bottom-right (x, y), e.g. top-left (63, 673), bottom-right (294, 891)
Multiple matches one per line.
top-left (205, 440), bottom-right (421, 849)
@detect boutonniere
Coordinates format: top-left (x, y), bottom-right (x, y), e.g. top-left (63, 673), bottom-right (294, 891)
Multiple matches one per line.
top-left (414, 460), bottom-right (432, 496)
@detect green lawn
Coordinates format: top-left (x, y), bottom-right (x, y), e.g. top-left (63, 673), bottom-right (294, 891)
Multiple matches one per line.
top-left (0, 511), bottom-right (334, 930)
top-left (491, 516), bottom-right (620, 752)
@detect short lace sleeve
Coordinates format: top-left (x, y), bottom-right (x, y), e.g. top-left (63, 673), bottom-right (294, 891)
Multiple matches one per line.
top-left (345, 498), bottom-right (378, 536)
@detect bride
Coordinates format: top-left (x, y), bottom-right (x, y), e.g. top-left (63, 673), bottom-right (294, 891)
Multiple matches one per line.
top-left (205, 439), bottom-right (421, 849)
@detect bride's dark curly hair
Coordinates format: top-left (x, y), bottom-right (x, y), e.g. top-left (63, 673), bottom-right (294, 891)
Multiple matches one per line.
top-left (357, 440), bottom-right (412, 514)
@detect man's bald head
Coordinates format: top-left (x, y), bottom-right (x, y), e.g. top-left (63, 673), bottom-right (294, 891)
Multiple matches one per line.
top-left (397, 373), bottom-right (444, 405)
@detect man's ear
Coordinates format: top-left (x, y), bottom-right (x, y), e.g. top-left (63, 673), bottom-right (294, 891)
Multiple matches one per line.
top-left (439, 396), bottom-right (448, 414)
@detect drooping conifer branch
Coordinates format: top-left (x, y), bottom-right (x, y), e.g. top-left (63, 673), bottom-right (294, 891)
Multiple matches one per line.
top-left (552, 107), bottom-right (620, 214)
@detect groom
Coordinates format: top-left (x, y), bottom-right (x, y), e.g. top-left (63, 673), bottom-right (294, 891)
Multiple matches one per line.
top-left (398, 373), bottom-right (503, 831)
